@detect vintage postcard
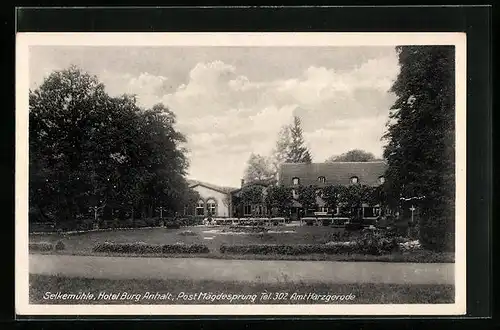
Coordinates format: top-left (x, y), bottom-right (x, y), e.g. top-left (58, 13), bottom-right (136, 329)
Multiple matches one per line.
top-left (16, 32), bottom-right (466, 316)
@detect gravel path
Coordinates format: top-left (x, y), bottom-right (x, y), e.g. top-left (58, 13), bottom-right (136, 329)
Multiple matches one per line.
top-left (29, 254), bottom-right (454, 285)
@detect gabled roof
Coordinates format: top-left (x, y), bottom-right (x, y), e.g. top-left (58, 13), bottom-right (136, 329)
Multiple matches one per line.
top-left (188, 179), bottom-right (238, 194)
top-left (278, 161), bottom-right (387, 187)
top-left (230, 178), bottom-right (277, 194)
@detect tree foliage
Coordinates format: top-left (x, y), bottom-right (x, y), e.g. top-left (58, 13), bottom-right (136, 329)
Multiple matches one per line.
top-left (286, 116), bottom-right (312, 163)
top-left (296, 185), bottom-right (318, 212)
top-left (243, 153), bottom-right (275, 184)
top-left (240, 185), bottom-right (265, 206)
top-left (321, 185), bottom-right (342, 210)
top-left (326, 149), bottom-right (377, 162)
top-left (270, 125), bottom-right (292, 176)
top-left (29, 66), bottom-right (192, 228)
top-left (383, 46), bottom-right (455, 251)
top-left (265, 185), bottom-right (293, 216)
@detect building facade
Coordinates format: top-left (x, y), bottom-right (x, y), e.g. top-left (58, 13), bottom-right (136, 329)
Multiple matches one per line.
top-left (230, 179), bottom-right (276, 218)
top-left (187, 161), bottom-right (388, 221)
top-left (187, 180), bottom-right (236, 217)
top-left (278, 161), bottom-right (387, 220)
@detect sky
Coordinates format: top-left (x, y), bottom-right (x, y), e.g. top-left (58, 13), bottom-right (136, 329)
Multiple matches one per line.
top-left (29, 46), bottom-right (400, 187)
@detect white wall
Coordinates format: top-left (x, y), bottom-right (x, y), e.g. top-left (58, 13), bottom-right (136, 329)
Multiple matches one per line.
top-left (191, 185), bottom-right (230, 217)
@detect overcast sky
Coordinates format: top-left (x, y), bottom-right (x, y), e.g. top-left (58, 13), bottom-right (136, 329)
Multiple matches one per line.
top-left (30, 46), bottom-right (400, 187)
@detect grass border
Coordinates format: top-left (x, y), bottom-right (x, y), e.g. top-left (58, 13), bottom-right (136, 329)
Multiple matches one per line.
top-left (28, 249), bottom-right (455, 263)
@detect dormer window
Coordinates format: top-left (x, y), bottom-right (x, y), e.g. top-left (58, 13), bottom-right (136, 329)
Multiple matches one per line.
top-left (350, 176), bottom-right (359, 184)
top-left (318, 176), bottom-right (326, 184)
top-left (292, 177), bottom-right (300, 185)
top-left (378, 176), bottom-right (385, 184)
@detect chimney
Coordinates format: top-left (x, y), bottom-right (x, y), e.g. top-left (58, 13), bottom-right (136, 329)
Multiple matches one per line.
top-left (241, 179), bottom-right (245, 187)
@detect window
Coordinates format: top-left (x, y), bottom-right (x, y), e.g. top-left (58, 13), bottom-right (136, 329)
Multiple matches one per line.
top-left (363, 207), bottom-right (375, 217)
top-left (255, 205), bottom-right (265, 215)
top-left (206, 199), bottom-right (217, 216)
top-left (244, 204), bottom-right (252, 216)
top-left (373, 207), bottom-right (381, 217)
top-left (292, 177), bottom-right (300, 185)
top-left (195, 200), bottom-right (205, 216)
top-left (350, 176), bottom-right (359, 184)
top-left (378, 176), bottom-right (385, 184)
top-left (318, 176), bottom-right (326, 184)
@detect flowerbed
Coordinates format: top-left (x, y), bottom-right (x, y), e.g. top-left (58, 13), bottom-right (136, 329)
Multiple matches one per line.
top-left (227, 226), bottom-right (268, 233)
top-left (92, 242), bottom-right (209, 254)
top-left (220, 230), bottom-right (405, 256)
top-left (220, 243), bottom-right (359, 255)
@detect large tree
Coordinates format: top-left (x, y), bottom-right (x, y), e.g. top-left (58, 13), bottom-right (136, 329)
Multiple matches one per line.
top-left (265, 185), bottom-right (293, 217)
top-left (321, 185), bottom-right (342, 211)
top-left (243, 153), bottom-right (275, 183)
top-left (286, 116), bottom-right (312, 163)
top-left (29, 66), bottom-right (191, 228)
top-left (383, 46), bottom-right (455, 251)
top-left (270, 125), bottom-right (292, 176)
top-left (296, 185), bottom-right (318, 214)
top-left (326, 149), bottom-right (377, 162)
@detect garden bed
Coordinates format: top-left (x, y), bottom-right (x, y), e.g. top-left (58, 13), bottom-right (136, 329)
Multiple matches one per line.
top-left (28, 226), bottom-right (454, 262)
top-left (92, 242), bottom-right (209, 254)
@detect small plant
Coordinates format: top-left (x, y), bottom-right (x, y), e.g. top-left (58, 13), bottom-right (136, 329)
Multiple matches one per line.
top-left (54, 241), bottom-right (65, 251)
top-left (354, 230), bottom-right (399, 255)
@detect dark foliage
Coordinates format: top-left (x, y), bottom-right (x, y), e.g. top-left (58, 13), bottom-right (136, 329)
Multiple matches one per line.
top-left (92, 242), bottom-right (209, 254)
top-left (29, 66), bottom-right (196, 229)
top-left (383, 46), bottom-right (455, 251)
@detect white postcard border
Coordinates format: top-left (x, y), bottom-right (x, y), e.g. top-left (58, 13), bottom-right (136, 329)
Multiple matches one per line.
top-left (16, 32), bottom-right (467, 316)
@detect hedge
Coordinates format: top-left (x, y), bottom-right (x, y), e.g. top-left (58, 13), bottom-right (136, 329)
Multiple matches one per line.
top-left (220, 231), bottom-right (399, 256)
top-left (220, 243), bottom-right (356, 255)
top-left (29, 241), bottom-right (65, 252)
top-left (92, 242), bottom-right (209, 254)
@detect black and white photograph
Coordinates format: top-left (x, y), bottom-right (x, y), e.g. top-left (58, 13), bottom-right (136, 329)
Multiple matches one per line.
top-left (16, 32), bottom-right (466, 316)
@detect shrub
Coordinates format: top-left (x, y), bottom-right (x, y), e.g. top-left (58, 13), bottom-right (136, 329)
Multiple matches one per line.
top-left (354, 231), bottom-right (399, 255)
top-left (93, 242), bottom-right (163, 254)
top-left (131, 218), bottom-right (149, 228)
top-left (54, 241), bottom-right (66, 251)
top-left (92, 242), bottom-right (209, 254)
top-left (419, 215), bottom-right (454, 252)
top-left (165, 222), bottom-right (181, 229)
top-left (220, 244), bottom-right (358, 255)
top-left (220, 230), bottom-right (399, 256)
top-left (345, 222), bottom-right (363, 231)
top-left (162, 243), bottom-right (209, 254)
top-left (29, 242), bottom-right (54, 252)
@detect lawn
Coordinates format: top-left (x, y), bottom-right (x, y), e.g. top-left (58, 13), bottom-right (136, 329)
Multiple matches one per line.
top-left (29, 225), bottom-right (355, 254)
top-left (30, 275), bottom-right (455, 305)
top-left (29, 225), bottom-right (455, 263)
